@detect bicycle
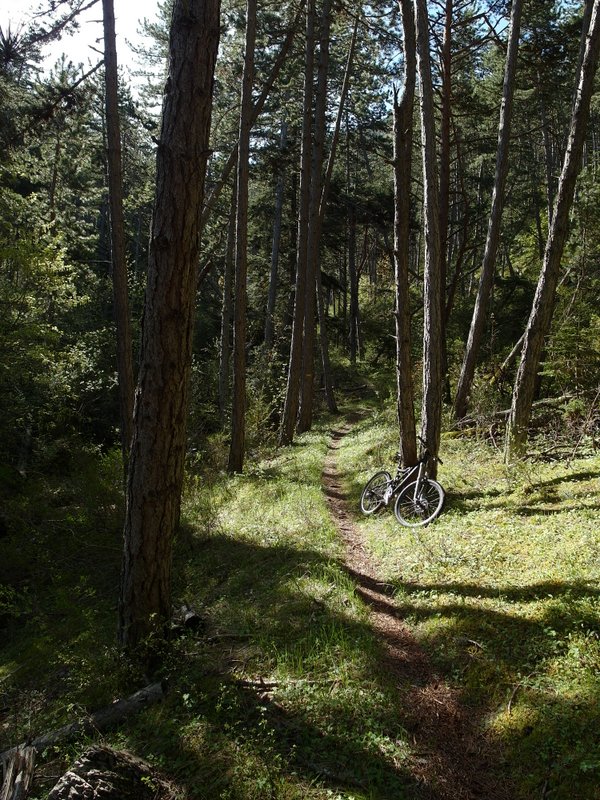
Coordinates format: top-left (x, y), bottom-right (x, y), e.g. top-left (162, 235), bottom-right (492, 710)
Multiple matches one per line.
top-left (359, 436), bottom-right (445, 527)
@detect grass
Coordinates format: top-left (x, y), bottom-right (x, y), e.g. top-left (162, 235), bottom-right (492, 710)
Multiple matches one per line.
top-left (338, 407), bottom-right (600, 800)
top-left (1, 403), bottom-right (599, 798)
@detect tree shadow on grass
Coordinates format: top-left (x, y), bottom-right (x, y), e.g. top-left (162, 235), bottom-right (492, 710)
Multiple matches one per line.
top-left (445, 486), bottom-right (504, 503)
top-left (395, 579), bottom-right (600, 602)
top-left (513, 502), bottom-right (600, 516)
top-left (377, 577), bottom-right (600, 800)
top-left (165, 534), bottom-right (516, 799)
top-left (526, 468), bottom-right (600, 489)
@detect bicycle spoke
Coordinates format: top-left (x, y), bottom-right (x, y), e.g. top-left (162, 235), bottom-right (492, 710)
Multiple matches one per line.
top-left (394, 479), bottom-right (445, 527)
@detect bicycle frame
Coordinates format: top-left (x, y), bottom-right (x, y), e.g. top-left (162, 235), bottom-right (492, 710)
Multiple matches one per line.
top-left (383, 450), bottom-right (429, 505)
top-left (360, 436), bottom-right (445, 525)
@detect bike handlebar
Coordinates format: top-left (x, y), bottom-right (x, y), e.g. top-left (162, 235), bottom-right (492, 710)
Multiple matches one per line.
top-left (416, 435), bottom-right (443, 465)
top-left (396, 434), bottom-right (444, 464)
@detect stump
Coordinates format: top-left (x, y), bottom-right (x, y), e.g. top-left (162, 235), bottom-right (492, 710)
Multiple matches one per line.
top-left (0, 746), bottom-right (35, 800)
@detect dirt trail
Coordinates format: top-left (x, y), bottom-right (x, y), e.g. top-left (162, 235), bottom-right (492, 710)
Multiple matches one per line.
top-left (322, 417), bottom-right (512, 800)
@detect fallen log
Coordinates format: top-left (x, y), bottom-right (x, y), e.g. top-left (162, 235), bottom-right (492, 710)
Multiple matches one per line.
top-left (493, 394), bottom-right (575, 418)
top-left (0, 682), bottom-right (165, 775)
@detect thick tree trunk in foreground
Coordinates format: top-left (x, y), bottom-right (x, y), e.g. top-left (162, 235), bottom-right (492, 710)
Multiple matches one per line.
top-left (228, 0), bottom-right (257, 473)
top-left (454, 0), bottom-right (523, 422)
top-left (393, 0), bottom-right (417, 467)
top-left (1, 745), bottom-right (35, 800)
top-left (118, 0), bottom-right (220, 651)
top-left (415, 0), bottom-right (443, 477)
top-left (102, 0), bottom-right (135, 468)
top-left (506, 0), bottom-right (600, 460)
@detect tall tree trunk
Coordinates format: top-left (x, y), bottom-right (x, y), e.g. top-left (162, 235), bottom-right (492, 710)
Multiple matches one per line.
top-left (298, 0), bottom-right (331, 434)
top-left (357, 125), bottom-right (395, 273)
top-left (201, 0), bottom-right (305, 234)
top-left (454, 0), bottom-right (523, 422)
top-left (279, 0), bottom-right (315, 445)
top-left (539, 84), bottom-right (555, 227)
top-left (315, 273), bottom-right (338, 412)
top-left (444, 155), bottom-right (471, 322)
top-left (393, 0), bottom-right (417, 467)
top-left (415, 0), bottom-right (443, 477)
top-left (219, 182), bottom-right (237, 426)
top-left (506, 0), bottom-right (600, 459)
top-left (264, 119), bottom-right (287, 350)
top-left (228, 0), bottom-right (257, 474)
top-left (102, 0), bottom-right (135, 469)
top-left (438, 0), bottom-right (452, 382)
top-left (348, 203), bottom-right (359, 365)
top-left (118, 0), bottom-right (220, 651)
top-left (319, 18), bottom-right (358, 222)
top-left (314, 17), bottom-right (358, 416)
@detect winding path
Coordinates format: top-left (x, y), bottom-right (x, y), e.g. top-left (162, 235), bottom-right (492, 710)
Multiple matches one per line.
top-left (321, 416), bottom-right (512, 800)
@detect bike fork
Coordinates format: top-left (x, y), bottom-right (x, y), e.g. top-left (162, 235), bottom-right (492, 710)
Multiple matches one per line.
top-left (413, 463), bottom-right (424, 501)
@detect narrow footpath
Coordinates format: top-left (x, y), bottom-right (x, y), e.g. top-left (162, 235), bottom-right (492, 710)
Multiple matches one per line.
top-left (321, 416), bottom-right (513, 800)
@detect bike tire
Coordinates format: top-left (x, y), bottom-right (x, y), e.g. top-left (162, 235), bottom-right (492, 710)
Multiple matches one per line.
top-left (393, 478), bottom-right (445, 527)
top-left (360, 471), bottom-right (392, 515)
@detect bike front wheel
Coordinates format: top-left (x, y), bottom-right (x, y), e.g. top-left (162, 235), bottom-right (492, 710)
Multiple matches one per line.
top-left (393, 479), bottom-right (445, 527)
top-left (360, 471), bottom-right (392, 515)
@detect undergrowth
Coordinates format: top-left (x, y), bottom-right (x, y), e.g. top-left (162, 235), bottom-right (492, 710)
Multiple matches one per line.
top-left (1, 402), bottom-right (599, 799)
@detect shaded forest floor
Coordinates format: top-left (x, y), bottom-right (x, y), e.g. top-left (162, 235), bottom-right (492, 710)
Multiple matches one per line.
top-left (1, 400), bottom-right (600, 799)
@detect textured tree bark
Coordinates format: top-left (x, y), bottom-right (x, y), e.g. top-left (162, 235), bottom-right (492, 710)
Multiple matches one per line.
top-left (279, 0), bottom-right (315, 445)
top-left (0, 746), bottom-right (35, 800)
top-left (298, 0), bottom-right (332, 434)
top-left (218, 183), bottom-right (237, 426)
top-left (47, 746), bottom-right (175, 800)
top-left (348, 203), bottom-right (359, 365)
top-left (313, 18), bottom-right (357, 416)
top-left (393, 0), bottom-right (417, 467)
top-left (102, 0), bottom-right (135, 469)
top-left (264, 119), bottom-right (287, 350)
top-left (228, 0), bottom-right (257, 474)
top-left (507, 0), bottom-right (600, 459)
top-left (200, 0), bottom-right (305, 234)
top-left (118, 0), bottom-right (220, 650)
top-left (415, 0), bottom-right (443, 478)
top-left (454, 0), bottom-right (523, 422)
top-left (438, 0), bottom-right (452, 379)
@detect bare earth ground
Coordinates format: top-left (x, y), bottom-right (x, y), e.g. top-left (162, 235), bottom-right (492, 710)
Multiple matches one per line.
top-left (322, 417), bottom-right (514, 800)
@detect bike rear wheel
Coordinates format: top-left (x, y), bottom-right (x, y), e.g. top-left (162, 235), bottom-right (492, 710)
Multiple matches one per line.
top-left (393, 478), bottom-right (445, 527)
top-left (360, 471), bottom-right (392, 514)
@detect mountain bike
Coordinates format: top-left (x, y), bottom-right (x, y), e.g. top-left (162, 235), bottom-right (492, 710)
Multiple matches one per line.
top-left (359, 436), bottom-right (445, 527)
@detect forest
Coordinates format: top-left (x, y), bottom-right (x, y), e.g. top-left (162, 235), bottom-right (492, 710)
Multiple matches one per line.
top-left (1, 0), bottom-right (600, 797)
